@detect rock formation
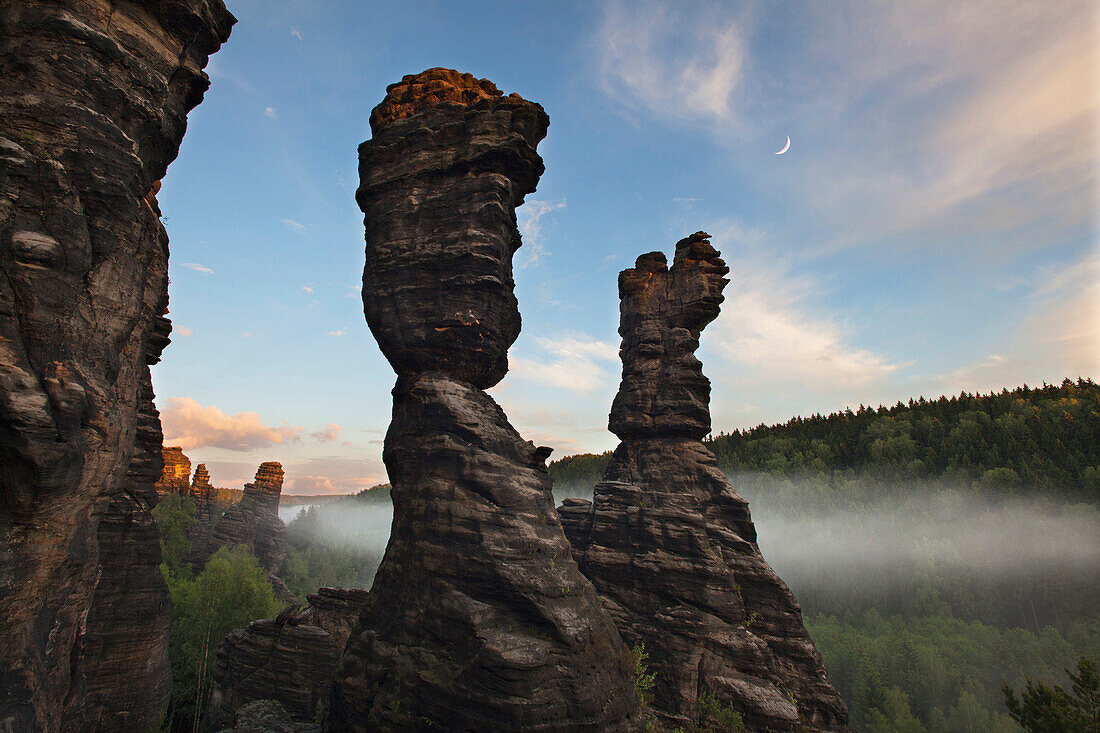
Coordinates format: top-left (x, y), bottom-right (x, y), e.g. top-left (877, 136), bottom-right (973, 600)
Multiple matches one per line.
top-left (156, 445), bottom-right (193, 495)
top-left (214, 699), bottom-right (320, 733)
top-left (185, 462), bottom-right (216, 568)
top-left (0, 3), bottom-right (232, 730)
top-left (328, 68), bottom-right (639, 731)
top-left (204, 463), bottom-right (289, 582)
top-left (205, 588), bottom-right (370, 730)
top-left (559, 233), bottom-right (849, 731)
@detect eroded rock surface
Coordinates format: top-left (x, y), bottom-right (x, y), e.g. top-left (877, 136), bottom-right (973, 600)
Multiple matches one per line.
top-left (560, 233), bottom-right (848, 731)
top-left (328, 68), bottom-right (639, 732)
top-left (203, 463), bottom-right (290, 589)
top-left (0, 2), bottom-right (232, 729)
top-left (205, 588), bottom-right (370, 731)
top-left (156, 445), bottom-right (192, 495)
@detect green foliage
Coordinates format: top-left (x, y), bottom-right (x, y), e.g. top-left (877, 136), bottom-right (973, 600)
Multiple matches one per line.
top-left (1002, 656), bottom-right (1100, 732)
top-left (548, 378), bottom-right (1100, 499)
top-left (279, 505), bottom-right (383, 600)
top-left (152, 494), bottom-right (196, 580)
top-left (162, 546), bottom-right (283, 731)
top-left (809, 611), bottom-right (1099, 732)
top-left (694, 692), bottom-right (745, 732)
top-left (625, 643), bottom-right (657, 707)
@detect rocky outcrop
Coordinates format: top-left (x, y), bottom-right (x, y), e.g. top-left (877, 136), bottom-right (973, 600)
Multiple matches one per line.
top-left (0, 3), bottom-right (232, 730)
top-left (214, 700), bottom-right (320, 733)
top-left (559, 233), bottom-right (849, 731)
top-left (81, 314), bottom-right (173, 730)
top-left (204, 462), bottom-right (289, 580)
top-left (328, 68), bottom-right (639, 731)
top-left (156, 445), bottom-right (192, 495)
top-left (185, 462), bottom-right (216, 568)
top-left (205, 588), bottom-right (370, 730)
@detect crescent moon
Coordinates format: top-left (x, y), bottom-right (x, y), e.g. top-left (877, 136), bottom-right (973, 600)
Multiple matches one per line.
top-left (774, 135), bottom-right (791, 155)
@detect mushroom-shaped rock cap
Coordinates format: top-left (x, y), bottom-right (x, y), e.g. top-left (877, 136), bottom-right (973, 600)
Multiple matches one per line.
top-left (369, 67), bottom-right (533, 133)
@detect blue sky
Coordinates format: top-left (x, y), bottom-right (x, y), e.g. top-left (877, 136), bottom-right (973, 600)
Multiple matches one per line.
top-left (153, 0), bottom-right (1098, 494)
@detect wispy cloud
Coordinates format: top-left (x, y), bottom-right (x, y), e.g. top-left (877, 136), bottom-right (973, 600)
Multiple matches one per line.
top-left (290, 27), bottom-right (302, 41)
top-left (264, 106), bottom-right (278, 119)
top-left (281, 219), bottom-right (306, 234)
top-left (310, 423), bottom-right (342, 443)
top-left (179, 262), bottom-right (214, 275)
top-left (160, 397), bottom-right (303, 451)
top-left (510, 334), bottom-right (620, 393)
top-left (595, 1), bottom-right (747, 129)
top-left (175, 325), bottom-right (194, 337)
top-left (516, 199), bottom-right (566, 268)
top-left (302, 285), bottom-right (314, 293)
top-left (701, 252), bottom-right (901, 422)
top-left (327, 329), bottom-right (346, 337)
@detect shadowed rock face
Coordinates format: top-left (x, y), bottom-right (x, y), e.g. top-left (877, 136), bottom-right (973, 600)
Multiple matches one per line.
top-left (0, 2), bottom-right (232, 730)
top-left (559, 233), bottom-right (849, 732)
top-left (205, 463), bottom-right (289, 578)
top-left (329, 68), bottom-right (639, 732)
top-left (205, 588), bottom-right (370, 731)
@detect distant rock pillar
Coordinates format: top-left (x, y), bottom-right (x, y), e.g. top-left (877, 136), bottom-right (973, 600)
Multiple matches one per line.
top-left (328, 68), bottom-right (639, 731)
top-left (559, 233), bottom-right (850, 731)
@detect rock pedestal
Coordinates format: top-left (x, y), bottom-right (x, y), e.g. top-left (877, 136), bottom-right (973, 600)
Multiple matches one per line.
top-left (328, 68), bottom-right (639, 732)
top-left (559, 233), bottom-right (849, 731)
top-left (0, 3), bottom-right (232, 730)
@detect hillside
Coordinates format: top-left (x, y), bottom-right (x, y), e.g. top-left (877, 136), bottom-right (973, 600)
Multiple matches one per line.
top-left (550, 378), bottom-right (1100, 499)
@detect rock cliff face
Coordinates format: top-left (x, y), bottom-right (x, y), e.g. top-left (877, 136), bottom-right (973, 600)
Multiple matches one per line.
top-left (204, 462), bottom-right (289, 578)
top-left (328, 68), bottom-right (639, 732)
top-left (205, 588), bottom-right (370, 730)
top-left (0, 2), bottom-right (232, 730)
top-left (559, 233), bottom-right (849, 731)
top-left (156, 445), bottom-right (192, 495)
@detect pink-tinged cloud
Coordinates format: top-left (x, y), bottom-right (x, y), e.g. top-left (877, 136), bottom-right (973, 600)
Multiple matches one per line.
top-left (160, 397), bottom-right (303, 451)
top-left (310, 423), bottom-right (342, 443)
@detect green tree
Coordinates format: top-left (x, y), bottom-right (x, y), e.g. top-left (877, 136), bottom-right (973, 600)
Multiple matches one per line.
top-left (164, 546), bottom-right (283, 731)
top-left (152, 493), bottom-right (196, 579)
top-left (1003, 656), bottom-right (1100, 733)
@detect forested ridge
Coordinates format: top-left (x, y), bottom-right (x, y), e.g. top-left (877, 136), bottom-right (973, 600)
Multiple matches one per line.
top-left (548, 377), bottom-right (1099, 731)
top-left (551, 377), bottom-right (1100, 497)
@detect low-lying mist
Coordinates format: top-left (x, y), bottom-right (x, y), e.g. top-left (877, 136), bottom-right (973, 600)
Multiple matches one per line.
top-left (288, 475), bottom-right (1098, 628)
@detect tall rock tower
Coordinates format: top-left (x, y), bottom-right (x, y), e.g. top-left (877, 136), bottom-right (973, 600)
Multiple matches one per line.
top-left (0, 3), bottom-right (232, 730)
top-left (329, 68), bottom-right (639, 731)
top-left (559, 233), bottom-right (849, 731)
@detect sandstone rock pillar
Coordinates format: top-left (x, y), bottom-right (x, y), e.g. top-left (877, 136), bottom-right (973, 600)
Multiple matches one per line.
top-left (559, 233), bottom-right (849, 731)
top-left (328, 68), bottom-right (639, 732)
top-left (0, 3), bottom-right (233, 729)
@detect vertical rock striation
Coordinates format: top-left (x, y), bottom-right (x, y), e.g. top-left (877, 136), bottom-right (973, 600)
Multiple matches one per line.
top-left (329, 68), bottom-right (639, 732)
top-left (0, 3), bottom-right (232, 728)
top-left (559, 233), bottom-right (848, 731)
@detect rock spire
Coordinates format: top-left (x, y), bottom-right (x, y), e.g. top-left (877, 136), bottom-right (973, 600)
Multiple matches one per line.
top-left (328, 68), bottom-right (639, 731)
top-left (0, 2), bottom-right (233, 729)
top-left (559, 233), bottom-right (849, 731)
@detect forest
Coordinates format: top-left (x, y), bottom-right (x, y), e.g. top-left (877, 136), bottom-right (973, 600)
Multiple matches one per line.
top-left (156, 379), bottom-right (1099, 731)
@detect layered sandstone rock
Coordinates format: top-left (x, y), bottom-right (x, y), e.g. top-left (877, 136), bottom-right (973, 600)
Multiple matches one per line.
top-left (156, 445), bottom-right (193, 495)
top-left (328, 68), bottom-right (639, 731)
top-left (185, 462), bottom-right (216, 567)
top-left (205, 588), bottom-right (370, 730)
top-left (204, 462), bottom-right (289, 581)
top-left (0, 3), bottom-right (232, 729)
top-left (559, 233), bottom-right (849, 731)
top-left (81, 314), bottom-right (174, 729)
